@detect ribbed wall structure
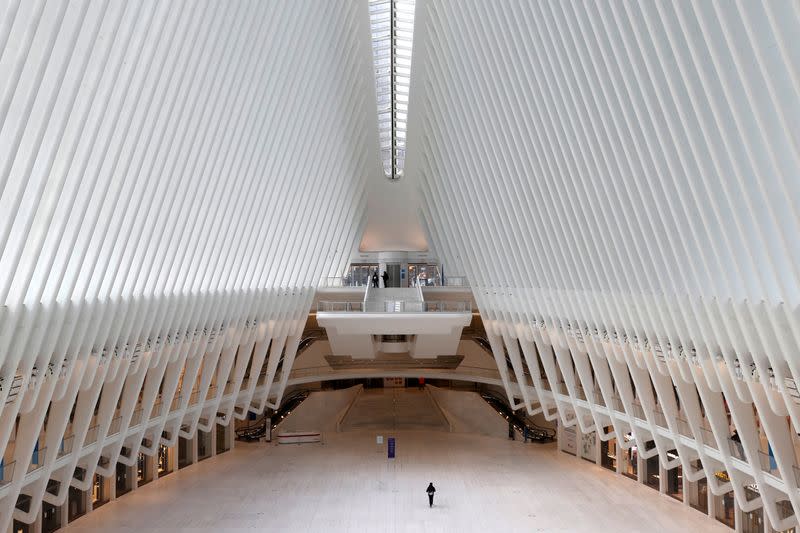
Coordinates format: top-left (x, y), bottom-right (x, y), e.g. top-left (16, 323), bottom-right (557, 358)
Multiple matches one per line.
top-left (0, 0), bottom-right (378, 527)
top-left (408, 1), bottom-right (800, 529)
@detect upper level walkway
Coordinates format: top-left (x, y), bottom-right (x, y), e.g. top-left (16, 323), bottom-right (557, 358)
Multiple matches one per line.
top-left (314, 285), bottom-right (472, 359)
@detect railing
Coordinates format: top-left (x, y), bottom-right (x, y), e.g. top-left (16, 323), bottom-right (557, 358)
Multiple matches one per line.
top-left (757, 449), bottom-right (780, 476)
top-left (84, 425), bottom-right (100, 445)
top-left (317, 300), bottom-right (471, 313)
top-left (27, 447), bottom-right (47, 474)
top-left (108, 416), bottom-right (122, 436)
top-left (170, 394), bottom-right (182, 412)
top-left (441, 275), bottom-right (469, 287)
top-left (281, 364), bottom-right (503, 382)
top-left (319, 276), bottom-right (370, 288)
top-left (0, 461), bottom-right (15, 486)
top-left (58, 435), bottom-right (74, 459)
top-left (320, 272), bottom-right (470, 289)
top-left (317, 301), bottom-right (364, 312)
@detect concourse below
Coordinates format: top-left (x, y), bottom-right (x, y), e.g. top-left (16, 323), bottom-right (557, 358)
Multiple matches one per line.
top-left (64, 389), bottom-right (729, 533)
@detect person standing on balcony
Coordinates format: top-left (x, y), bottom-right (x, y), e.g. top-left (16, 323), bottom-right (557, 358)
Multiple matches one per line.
top-left (372, 270), bottom-right (379, 288)
top-left (382, 270), bottom-right (389, 288)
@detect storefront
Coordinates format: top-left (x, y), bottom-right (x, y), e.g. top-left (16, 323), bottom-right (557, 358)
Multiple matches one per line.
top-left (345, 264), bottom-right (378, 286)
top-left (580, 431), bottom-right (596, 462)
top-left (561, 426), bottom-right (577, 456)
top-left (644, 441), bottom-right (659, 490)
top-left (137, 451), bottom-right (153, 487)
top-left (687, 460), bottom-right (708, 514)
top-left (41, 482), bottom-right (61, 533)
top-left (216, 423), bottom-right (230, 454)
top-left (158, 444), bottom-right (173, 477)
top-left (92, 473), bottom-right (110, 509)
top-left (41, 500), bottom-right (60, 533)
top-left (740, 485), bottom-right (764, 533)
top-left (714, 472), bottom-right (735, 529)
top-left (770, 500), bottom-right (797, 533)
top-left (197, 430), bottom-right (212, 461)
top-left (665, 451), bottom-right (683, 501)
top-left (116, 457), bottom-right (132, 497)
top-left (178, 436), bottom-right (193, 469)
top-left (600, 428), bottom-right (617, 472)
top-left (620, 434), bottom-right (638, 480)
top-left (408, 264), bottom-right (439, 286)
top-left (68, 486), bottom-right (87, 522)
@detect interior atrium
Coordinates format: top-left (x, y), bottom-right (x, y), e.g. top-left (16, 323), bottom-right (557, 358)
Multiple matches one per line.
top-left (0, 0), bottom-right (799, 531)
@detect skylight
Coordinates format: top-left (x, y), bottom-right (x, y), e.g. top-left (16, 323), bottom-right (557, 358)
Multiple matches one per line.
top-left (369, 0), bottom-right (415, 180)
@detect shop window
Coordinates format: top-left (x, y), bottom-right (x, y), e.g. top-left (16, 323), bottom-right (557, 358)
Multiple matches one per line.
top-left (178, 436), bottom-right (192, 469)
top-left (216, 423), bottom-right (229, 454)
top-left (600, 428), bottom-right (617, 472)
top-left (645, 441), bottom-right (659, 489)
top-left (408, 264), bottom-right (439, 286)
top-left (580, 431), bottom-right (596, 462)
top-left (137, 452), bottom-right (152, 486)
top-left (41, 501), bottom-right (61, 533)
top-left (621, 434), bottom-right (638, 480)
top-left (68, 486), bottom-right (86, 522)
top-left (715, 488), bottom-right (735, 528)
top-left (197, 430), bottom-right (212, 461)
top-left (741, 486), bottom-right (763, 533)
top-left (345, 264), bottom-right (377, 287)
top-left (158, 445), bottom-right (172, 477)
top-left (665, 451), bottom-right (683, 501)
top-left (687, 460), bottom-right (708, 513)
top-left (115, 461), bottom-right (131, 497)
top-left (770, 500), bottom-right (796, 533)
top-left (92, 473), bottom-right (109, 509)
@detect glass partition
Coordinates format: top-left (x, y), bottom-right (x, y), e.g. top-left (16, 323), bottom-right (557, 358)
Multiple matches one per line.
top-left (318, 300), bottom-right (471, 313)
top-left (345, 264), bottom-right (378, 287)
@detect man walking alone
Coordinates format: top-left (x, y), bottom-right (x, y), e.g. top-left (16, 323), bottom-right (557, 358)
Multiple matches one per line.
top-left (426, 482), bottom-right (436, 507)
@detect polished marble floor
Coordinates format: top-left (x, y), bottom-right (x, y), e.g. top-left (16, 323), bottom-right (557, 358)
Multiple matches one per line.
top-left (65, 429), bottom-right (729, 532)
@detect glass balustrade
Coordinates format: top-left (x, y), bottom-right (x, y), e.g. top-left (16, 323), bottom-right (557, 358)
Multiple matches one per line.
top-left (317, 300), bottom-right (471, 313)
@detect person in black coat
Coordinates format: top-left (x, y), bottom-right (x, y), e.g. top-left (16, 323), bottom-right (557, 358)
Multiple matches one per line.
top-left (426, 482), bottom-right (436, 507)
top-left (372, 270), bottom-right (379, 288)
top-left (381, 270), bottom-right (389, 287)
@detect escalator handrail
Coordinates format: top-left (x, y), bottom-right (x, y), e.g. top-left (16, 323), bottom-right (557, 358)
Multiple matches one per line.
top-left (480, 392), bottom-right (555, 440)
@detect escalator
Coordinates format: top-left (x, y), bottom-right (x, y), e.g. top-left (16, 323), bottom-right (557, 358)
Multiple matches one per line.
top-left (235, 390), bottom-right (310, 442)
top-left (480, 391), bottom-right (555, 443)
top-left (471, 336), bottom-right (531, 377)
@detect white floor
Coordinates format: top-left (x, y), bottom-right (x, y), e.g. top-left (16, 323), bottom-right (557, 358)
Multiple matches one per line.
top-left (65, 430), bottom-right (729, 532)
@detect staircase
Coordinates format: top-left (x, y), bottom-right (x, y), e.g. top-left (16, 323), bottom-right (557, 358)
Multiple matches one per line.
top-left (364, 288), bottom-right (422, 312)
top-left (338, 388), bottom-right (449, 431)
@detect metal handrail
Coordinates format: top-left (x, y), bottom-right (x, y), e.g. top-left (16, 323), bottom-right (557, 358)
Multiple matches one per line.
top-left (282, 364), bottom-right (503, 381)
top-left (317, 300), bottom-right (471, 313)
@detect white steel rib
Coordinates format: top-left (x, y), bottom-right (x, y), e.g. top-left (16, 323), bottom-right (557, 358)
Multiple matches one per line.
top-left (408, 1), bottom-right (800, 530)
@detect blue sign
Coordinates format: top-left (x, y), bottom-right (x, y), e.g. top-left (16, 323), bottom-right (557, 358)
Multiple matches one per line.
top-left (388, 437), bottom-right (396, 459)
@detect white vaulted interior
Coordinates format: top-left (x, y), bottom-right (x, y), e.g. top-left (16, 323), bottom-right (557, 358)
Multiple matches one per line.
top-left (0, 1), bottom-right (799, 532)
